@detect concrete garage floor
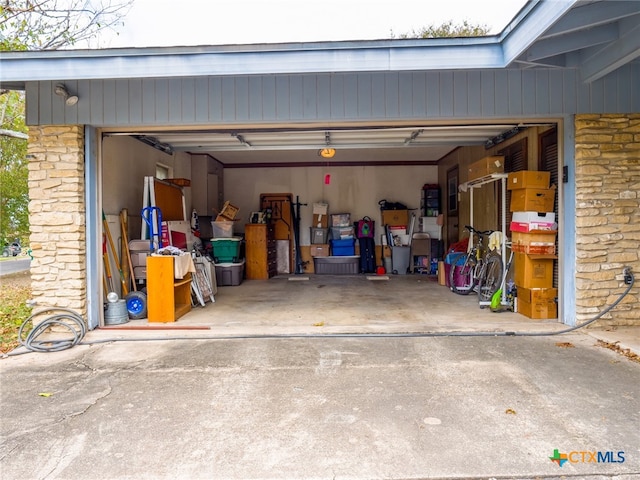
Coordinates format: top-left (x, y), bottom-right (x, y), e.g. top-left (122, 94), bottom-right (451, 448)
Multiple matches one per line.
top-left (113, 274), bottom-right (565, 335)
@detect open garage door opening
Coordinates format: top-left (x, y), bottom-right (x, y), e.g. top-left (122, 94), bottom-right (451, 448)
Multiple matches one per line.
top-left (97, 120), bottom-right (561, 332)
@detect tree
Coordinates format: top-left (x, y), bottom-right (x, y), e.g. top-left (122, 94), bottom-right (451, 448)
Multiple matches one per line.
top-left (0, 0), bottom-right (132, 50)
top-left (0, 90), bottom-right (28, 246)
top-left (0, 0), bottom-right (132, 246)
top-left (393, 20), bottom-right (490, 39)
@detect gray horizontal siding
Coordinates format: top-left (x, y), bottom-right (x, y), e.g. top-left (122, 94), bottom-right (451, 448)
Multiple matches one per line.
top-left (25, 65), bottom-right (640, 127)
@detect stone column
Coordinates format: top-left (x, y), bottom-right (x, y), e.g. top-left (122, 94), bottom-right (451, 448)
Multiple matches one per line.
top-left (27, 125), bottom-right (86, 316)
top-left (574, 114), bottom-right (639, 326)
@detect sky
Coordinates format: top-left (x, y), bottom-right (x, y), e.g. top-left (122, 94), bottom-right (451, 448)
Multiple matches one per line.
top-left (103, 0), bottom-right (529, 48)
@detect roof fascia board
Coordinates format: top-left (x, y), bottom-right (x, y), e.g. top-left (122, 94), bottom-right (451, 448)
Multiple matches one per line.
top-left (501, 0), bottom-right (579, 66)
top-left (0, 42), bottom-right (503, 84)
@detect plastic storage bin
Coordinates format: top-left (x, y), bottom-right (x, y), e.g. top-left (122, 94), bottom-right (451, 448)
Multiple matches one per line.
top-left (330, 238), bottom-right (355, 256)
top-left (211, 221), bottom-right (234, 238)
top-left (313, 256), bottom-right (359, 274)
top-left (215, 259), bottom-right (245, 286)
top-left (331, 226), bottom-right (355, 239)
top-left (211, 237), bottom-right (241, 262)
top-left (310, 227), bottom-right (329, 244)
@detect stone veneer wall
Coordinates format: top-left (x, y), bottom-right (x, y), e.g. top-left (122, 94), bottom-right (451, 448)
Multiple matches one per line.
top-left (575, 114), bottom-right (639, 326)
top-left (27, 125), bottom-right (86, 315)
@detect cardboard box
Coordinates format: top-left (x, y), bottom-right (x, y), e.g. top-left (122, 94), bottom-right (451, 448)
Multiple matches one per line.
top-left (510, 211), bottom-right (557, 232)
top-left (517, 287), bottom-right (558, 319)
top-left (514, 253), bottom-right (556, 289)
top-left (511, 230), bottom-right (557, 255)
top-left (512, 244), bottom-right (556, 255)
top-left (309, 244), bottom-right (330, 257)
top-left (312, 214), bottom-right (328, 228)
top-left (438, 261), bottom-right (447, 286)
top-left (312, 203), bottom-right (329, 228)
top-left (313, 203), bottom-right (328, 215)
top-left (215, 201), bottom-right (239, 222)
top-left (510, 186), bottom-right (556, 212)
top-left (468, 155), bottom-right (504, 180)
top-left (381, 209), bottom-right (409, 226)
top-left (507, 171), bottom-right (551, 190)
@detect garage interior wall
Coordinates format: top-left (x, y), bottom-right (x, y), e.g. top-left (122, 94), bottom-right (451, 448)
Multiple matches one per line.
top-left (101, 135), bottom-right (437, 243)
top-left (225, 164), bottom-right (438, 243)
top-left (102, 136), bottom-right (193, 240)
top-left (437, 126), bottom-right (553, 247)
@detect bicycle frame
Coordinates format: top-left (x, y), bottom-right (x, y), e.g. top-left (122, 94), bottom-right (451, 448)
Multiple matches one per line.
top-left (449, 226), bottom-right (492, 295)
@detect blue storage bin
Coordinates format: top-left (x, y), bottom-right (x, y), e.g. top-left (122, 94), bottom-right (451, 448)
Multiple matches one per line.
top-left (330, 238), bottom-right (355, 256)
top-left (445, 252), bottom-right (467, 266)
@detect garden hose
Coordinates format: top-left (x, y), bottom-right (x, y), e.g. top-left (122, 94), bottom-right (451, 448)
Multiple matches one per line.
top-left (4, 269), bottom-right (634, 357)
top-left (16, 308), bottom-right (86, 353)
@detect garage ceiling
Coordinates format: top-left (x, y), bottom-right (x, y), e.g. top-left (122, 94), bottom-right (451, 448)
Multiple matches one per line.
top-left (121, 123), bottom-right (527, 166)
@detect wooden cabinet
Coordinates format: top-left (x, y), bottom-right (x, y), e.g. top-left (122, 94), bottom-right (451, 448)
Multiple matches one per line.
top-left (147, 256), bottom-right (192, 322)
top-left (245, 224), bottom-right (277, 279)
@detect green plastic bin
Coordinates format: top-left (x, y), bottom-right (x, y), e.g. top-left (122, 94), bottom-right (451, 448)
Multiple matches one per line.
top-left (211, 237), bottom-right (241, 263)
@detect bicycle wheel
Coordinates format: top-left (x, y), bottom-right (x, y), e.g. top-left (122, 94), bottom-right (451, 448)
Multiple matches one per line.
top-left (477, 252), bottom-right (503, 304)
top-left (449, 253), bottom-right (476, 295)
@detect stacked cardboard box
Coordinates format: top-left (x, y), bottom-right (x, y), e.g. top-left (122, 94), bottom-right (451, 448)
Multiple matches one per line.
top-left (508, 171), bottom-right (558, 319)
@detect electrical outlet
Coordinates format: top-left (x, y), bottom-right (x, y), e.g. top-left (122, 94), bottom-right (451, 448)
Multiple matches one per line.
top-left (623, 267), bottom-right (633, 285)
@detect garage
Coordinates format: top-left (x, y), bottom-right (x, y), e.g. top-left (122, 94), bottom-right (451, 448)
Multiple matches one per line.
top-left (4, 0), bottom-right (639, 331)
top-left (94, 118), bottom-right (560, 330)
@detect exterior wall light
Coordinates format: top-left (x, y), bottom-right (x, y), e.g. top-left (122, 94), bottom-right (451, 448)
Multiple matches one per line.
top-left (54, 83), bottom-right (79, 106)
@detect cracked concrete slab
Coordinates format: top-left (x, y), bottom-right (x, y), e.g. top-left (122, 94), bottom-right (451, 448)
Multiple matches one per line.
top-left (1, 333), bottom-right (639, 480)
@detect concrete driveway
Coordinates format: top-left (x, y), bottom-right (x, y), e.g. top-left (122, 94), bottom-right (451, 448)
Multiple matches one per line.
top-left (1, 332), bottom-right (638, 479)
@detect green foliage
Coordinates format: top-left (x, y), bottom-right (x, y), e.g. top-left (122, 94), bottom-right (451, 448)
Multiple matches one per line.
top-left (0, 272), bottom-right (32, 353)
top-left (393, 20), bottom-right (490, 39)
top-left (0, 91), bottom-right (29, 246)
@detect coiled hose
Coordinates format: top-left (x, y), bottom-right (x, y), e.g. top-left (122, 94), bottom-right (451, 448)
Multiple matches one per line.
top-left (18, 307), bottom-right (87, 353)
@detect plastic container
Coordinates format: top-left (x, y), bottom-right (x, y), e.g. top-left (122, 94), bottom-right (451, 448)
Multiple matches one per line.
top-left (211, 221), bottom-right (234, 238)
top-left (330, 226), bottom-right (355, 240)
top-left (314, 256), bottom-right (359, 274)
top-left (330, 238), bottom-right (355, 256)
top-left (215, 259), bottom-right (245, 286)
top-left (310, 227), bottom-right (329, 244)
top-left (211, 237), bottom-right (241, 262)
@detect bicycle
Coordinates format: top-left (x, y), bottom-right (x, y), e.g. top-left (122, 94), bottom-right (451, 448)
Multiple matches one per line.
top-left (449, 226), bottom-right (503, 302)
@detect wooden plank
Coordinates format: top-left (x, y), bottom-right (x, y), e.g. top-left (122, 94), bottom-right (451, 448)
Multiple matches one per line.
top-left (153, 178), bottom-right (185, 222)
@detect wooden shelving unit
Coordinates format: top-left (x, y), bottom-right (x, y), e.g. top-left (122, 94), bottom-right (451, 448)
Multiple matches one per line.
top-left (245, 223), bottom-right (277, 279)
top-left (146, 256), bottom-right (192, 322)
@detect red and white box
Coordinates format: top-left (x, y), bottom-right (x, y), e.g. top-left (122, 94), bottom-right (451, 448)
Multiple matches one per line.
top-left (510, 211), bottom-right (557, 232)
